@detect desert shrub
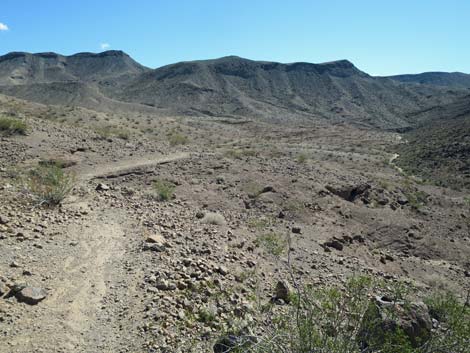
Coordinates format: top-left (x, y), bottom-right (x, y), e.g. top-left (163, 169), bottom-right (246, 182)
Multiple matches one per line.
top-left (93, 125), bottom-right (130, 140)
top-left (423, 292), bottom-right (470, 352)
top-left (168, 131), bottom-right (189, 146)
top-left (39, 157), bottom-right (77, 169)
top-left (224, 148), bottom-right (257, 159)
top-left (464, 197), bottom-right (470, 207)
top-left (255, 232), bottom-right (286, 256)
top-left (0, 117), bottom-right (27, 136)
top-left (152, 180), bottom-right (175, 201)
top-left (227, 277), bottom-right (470, 353)
top-left (24, 164), bottom-right (75, 207)
top-left (296, 153), bottom-right (308, 164)
top-left (197, 306), bottom-right (218, 324)
top-left (247, 217), bottom-right (271, 230)
top-left (201, 212), bottom-right (226, 225)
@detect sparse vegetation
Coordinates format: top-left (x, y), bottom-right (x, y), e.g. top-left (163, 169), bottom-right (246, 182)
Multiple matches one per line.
top-left (168, 130), bottom-right (189, 146)
top-left (224, 148), bottom-right (258, 159)
top-left (201, 212), bottom-right (226, 225)
top-left (152, 180), bottom-right (175, 201)
top-left (255, 232), bottom-right (286, 256)
top-left (247, 217), bottom-right (271, 230)
top-left (228, 277), bottom-right (470, 353)
top-left (39, 157), bottom-right (77, 169)
top-left (23, 164), bottom-right (75, 207)
top-left (93, 125), bottom-right (131, 140)
top-left (0, 116), bottom-right (28, 136)
top-left (296, 152), bottom-right (308, 163)
top-left (197, 306), bottom-right (217, 324)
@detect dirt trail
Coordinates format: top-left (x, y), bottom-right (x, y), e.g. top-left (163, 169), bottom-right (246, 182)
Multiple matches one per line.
top-left (1, 153), bottom-right (194, 352)
top-left (3, 208), bottom-right (144, 353)
top-left (77, 152), bottom-right (190, 180)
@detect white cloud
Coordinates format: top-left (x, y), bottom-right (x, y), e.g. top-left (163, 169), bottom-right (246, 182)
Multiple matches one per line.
top-left (0, 22), bottom-right (9, 31)
top-left (100, 43), bottom-right (110, 50)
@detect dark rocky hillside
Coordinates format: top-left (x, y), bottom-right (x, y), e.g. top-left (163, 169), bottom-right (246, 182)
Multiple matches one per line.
top-left (0, 51), bottom-right (466, 130)
top-left (388, 72), bottom-right (470, 89)
top-left (395, 95), bottom-right (470, 189)
top-left (119, 56), bottom-right (463, 129)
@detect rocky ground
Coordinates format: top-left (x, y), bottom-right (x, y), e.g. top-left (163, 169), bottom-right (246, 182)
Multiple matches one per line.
top-left (0, 96), bottom-right (469, 352)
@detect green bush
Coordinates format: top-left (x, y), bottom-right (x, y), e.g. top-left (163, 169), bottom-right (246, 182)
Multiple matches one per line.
top-left (296, 153), bottom-right (308, 164)
top-left (168, 131), bottom-right (188, 146)
top-left (255, 232), bottom-right (286, 257)
top-left (24, 164), bottom-right (75, 207)
top-left (93, 125), bottom-right (130, 140)
top-left (0, 117), bottom-right (28, 136)
top-left (153, 180), bottom-right (175, 201)
top-left (229, 277), bottom-right (469, 353)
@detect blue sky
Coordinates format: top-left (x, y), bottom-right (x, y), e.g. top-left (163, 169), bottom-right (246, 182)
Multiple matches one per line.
top-left (0, 0), bottom-right (467, 75)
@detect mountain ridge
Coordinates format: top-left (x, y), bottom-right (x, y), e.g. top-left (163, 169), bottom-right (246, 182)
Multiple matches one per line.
top-left (0, 50), bottom-right (467, 130)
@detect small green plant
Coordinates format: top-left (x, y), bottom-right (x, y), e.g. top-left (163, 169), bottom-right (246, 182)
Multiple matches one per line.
top-left (0, 117), bottom-right (27, 136)
top-left (24, 164), bottom-right (75, 207)
top-left (93, 125), bottom-right (131, 140)
top-left (464, 196), bottom-right (470, 207)
top-left (255, 232), bottom-right (286, 257)
top-left (223, 148), bottom-right (257, 159)
top-left (228, 276), bottom-right (470, 353)
top-left (404, 190), bottom-right (428, 210)
top-left (296, 153), bottom-right (308, 164)
top-left (197, 306), bottom-right (217, 324)
top-left (247, 217), bottom-right (271, 230)
top-left (39, 157), bottom-right (77, 169)
top-left (152, 180), bottom-right (175, 201)
top-left (423, 291), bottom-right (470, 351)
top-left (168, 131), bottom-right (189, 146)
top-left (243, 182), bottom-right (264, 199)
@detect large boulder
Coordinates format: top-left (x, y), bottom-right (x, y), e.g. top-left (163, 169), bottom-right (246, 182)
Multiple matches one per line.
top-left (273, 280), bottom-right (293, 304)
top-left (361, 296), bottom-right (432, 348)
top-left (15, 286), bottom-right (47, 305)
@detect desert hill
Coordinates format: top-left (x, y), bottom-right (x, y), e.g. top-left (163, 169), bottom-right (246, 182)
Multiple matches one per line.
top-left (0, 51), bottom-right (467, 130)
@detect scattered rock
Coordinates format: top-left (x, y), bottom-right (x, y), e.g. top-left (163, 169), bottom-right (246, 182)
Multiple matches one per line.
top-left (143, 243), bottom-right (166, 252)
top-left (217, 266), bottom-right (229, 276)
top-left (261, 185), bottom-right (275, 193)
top-left (145, 233), bottom-right (165, 244)
top-left (397, 195), bottom-right (409, 205)
top-left (273, 280), bottom-right (292, 304)
top-left (15, 286), bottom-right (47, 305)
top-left (95, 183), bottom-right (110, 191)
top-left (322, 239), bottom-right (344, 251)
top-left (0, 215), bottom-right (9, 225)
top-left (292, 226), bottom-right (301, 234)
top-left (213, 334), bottom-right (256, 353)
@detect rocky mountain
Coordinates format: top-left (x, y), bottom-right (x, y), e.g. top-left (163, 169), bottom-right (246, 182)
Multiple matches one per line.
top-left (388, 72), bottom-right (470, 89)
top-left (0, 50), bottom-right (148, 85)
top-left (119, 56), bottom-right (464, 129)
top-left (0, 51), bottom-right (467, 129)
